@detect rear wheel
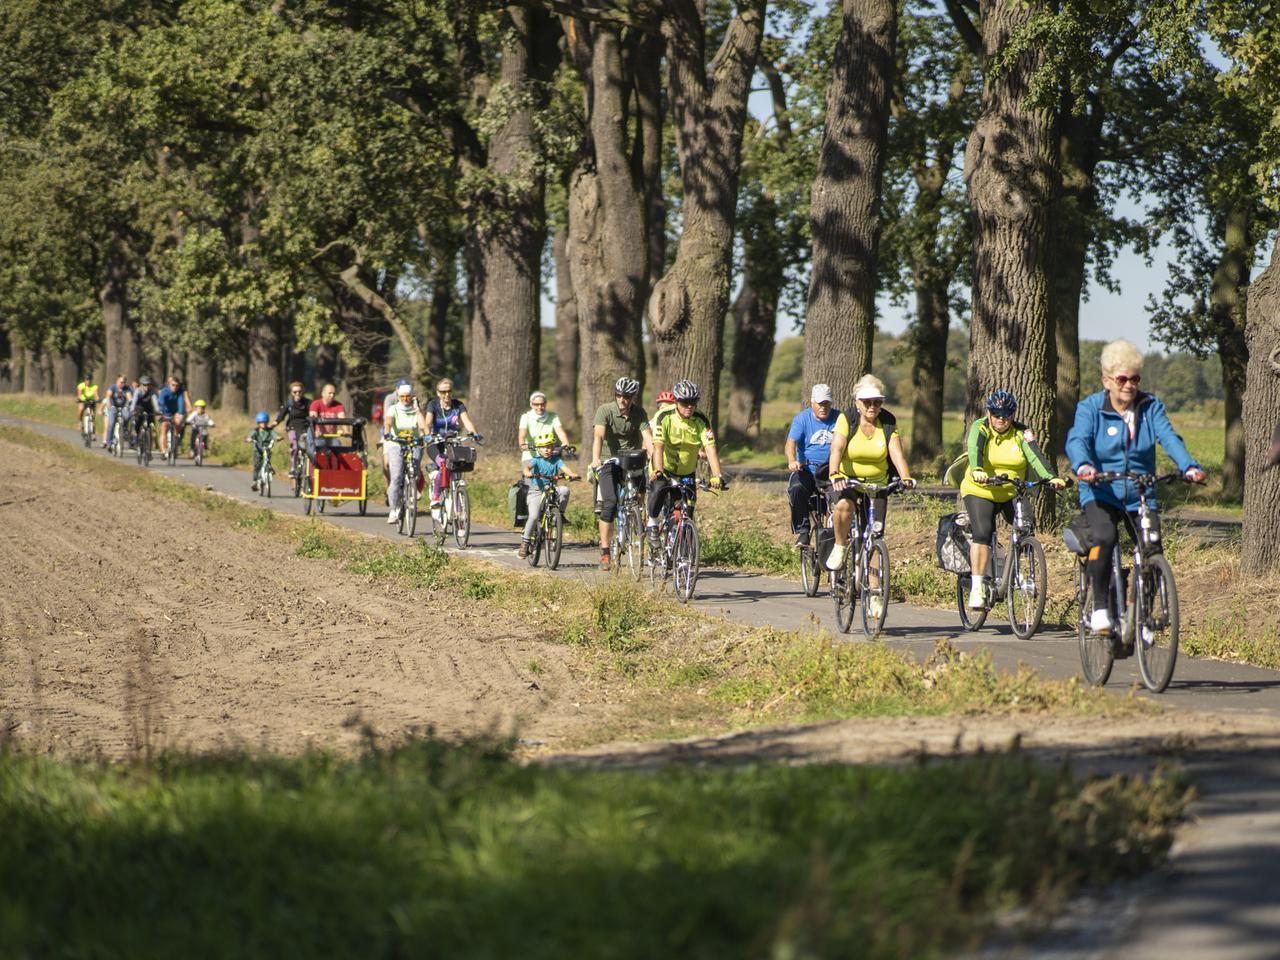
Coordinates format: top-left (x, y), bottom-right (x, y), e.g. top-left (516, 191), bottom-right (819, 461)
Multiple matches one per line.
top-left (546, 504), bottom-right (564, 570)
top-left (832, 541), bottom-right (856, 633)
top-left (292, 452), bottom-right (303, 497)
top-left (1136, 555), bottom-right (1180, 693)
top-left (453, 485), bottom-right (471, 548)
top-left (800, 517), bottom-right (822, 598)
top-left (956, 572), bottom-right (989, 631)
top-left (672, 520), bottom-right (700, 603)
top-left (1007, 537), bottom-right (1048, 639)
top-left (1078, 564), bottom-right (1114, 686)
top-left (303, 475), bottom-right (314, 515)
top-left (860, 539), bottom-right (890, 637)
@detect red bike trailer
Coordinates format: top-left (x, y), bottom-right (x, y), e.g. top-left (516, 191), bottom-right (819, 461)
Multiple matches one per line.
top-left (302, 417), bottom-right (369, 516)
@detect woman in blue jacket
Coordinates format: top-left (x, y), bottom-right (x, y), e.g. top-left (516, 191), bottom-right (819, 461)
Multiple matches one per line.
top-left (1065, 339), bottom-right (1206, 636)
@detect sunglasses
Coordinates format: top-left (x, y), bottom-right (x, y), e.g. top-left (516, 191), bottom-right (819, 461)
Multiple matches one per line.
top-left (988, 409), bottom-right (1013, 419)
top-left (1111, 374), bottom-right (1141, 386)
top-left (437, 390), bottom-right (452, 395)
top-left (859, 398), bottom-right (883, 406)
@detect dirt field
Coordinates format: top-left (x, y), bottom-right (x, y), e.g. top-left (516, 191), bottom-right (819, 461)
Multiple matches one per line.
top-left (0, 434), bottom-right (614, 757)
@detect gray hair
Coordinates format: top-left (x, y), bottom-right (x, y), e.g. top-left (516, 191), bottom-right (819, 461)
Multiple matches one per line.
top-left (1100, 340), bottom-right (1144, 377)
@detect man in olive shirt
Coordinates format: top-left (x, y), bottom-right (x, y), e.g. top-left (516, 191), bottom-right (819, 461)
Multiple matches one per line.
top-left (590, 376), bottom-right (653, 570)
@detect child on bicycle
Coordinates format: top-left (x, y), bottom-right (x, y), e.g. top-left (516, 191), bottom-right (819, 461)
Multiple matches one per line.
top-left (519, 430), bottom-right (579, 558)
top-left (246, 412), bottom-right (277, 491)
top-left (187, 400), bottom-right (215, 457)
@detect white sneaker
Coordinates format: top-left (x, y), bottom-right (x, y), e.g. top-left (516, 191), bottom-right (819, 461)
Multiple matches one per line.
top-left (1090, 608), bottom-right (1113, 635)
top-left (866, 594), bottom-right (884, 619)
top-left (386, 508), bottom-right (400, 524)
top-left (968, 581), bottom-right (985, 610)
top-left (825, 543), bottom-right (847, 571)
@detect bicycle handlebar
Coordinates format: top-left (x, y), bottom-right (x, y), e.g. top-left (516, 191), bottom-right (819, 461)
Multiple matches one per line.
top-left (1080, 470), bottom-right (1184, 488)
top-left (839, 477), bottom-right (907, 496)
top-left (977, 475), bottom-right (1073, 491)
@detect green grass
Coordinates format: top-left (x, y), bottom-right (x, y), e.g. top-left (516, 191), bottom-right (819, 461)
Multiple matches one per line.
top-left (0, 738), bottom-right (1188, 959)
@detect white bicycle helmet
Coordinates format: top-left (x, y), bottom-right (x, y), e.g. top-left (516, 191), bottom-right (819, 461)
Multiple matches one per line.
top-left (614, 377), bottom-right (640, 397)
top-left (672, 380), bottom-right (700, 403)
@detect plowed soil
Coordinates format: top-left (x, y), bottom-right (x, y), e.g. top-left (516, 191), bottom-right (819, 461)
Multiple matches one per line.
top-left (0, 435), bottom-right (611, 758)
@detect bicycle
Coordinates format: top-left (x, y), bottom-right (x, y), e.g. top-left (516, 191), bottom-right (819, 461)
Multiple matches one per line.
top-left (254, 436), bottom-right (275, 497)
top-left (526, 474), bottom-right (578, 571)
top-left (1074, 471), bottom-right (1183, 693)
top-left (290, 440), bottom-right (307, 498)
top-left (80, 402), bottom-right (96, 448)
top-left (191, 426), bottom-right (209, 467)
top-left (599, 450), bottom-right (648, 580)
top-left (428, 432), bottom-right (482, 548)
top-left (135, 416), bottom-right (153, 467)
top-left (956, 477), bottom-right (1059, 640)
top-left (161, 416), bottom-right (182, 466)
top-left (109, 407), bottom-right (128, 457)
top-left (386, 433), bottom-right (424, 538)
top-left (649, 474), bottom-right (723, 603)
top-left (830, 478), bottom-right (905, 637)
top-left (795, 463), bottom-right (832, 598)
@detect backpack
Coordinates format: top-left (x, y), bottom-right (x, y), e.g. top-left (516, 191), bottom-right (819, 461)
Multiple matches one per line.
top-left (879, 408), bottom-right (900, 479)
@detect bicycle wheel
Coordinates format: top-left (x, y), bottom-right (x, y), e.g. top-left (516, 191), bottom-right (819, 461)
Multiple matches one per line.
top-left (167, 430), bottom-right (177, 466)
top-left (431, 496), bottom-right (447, 546)
top-left (1006, 537), bottom-right (1048, 639)
top-left (303, 474), bottom-right (314, 515)
top-left (82, 414), bottom-right (92, 447)
top-left (1077, 563), bottom-right (1114, 686)
top-left (800, 520), bottom-right (822, 598)
top-left (193, 435), bottom-right (203, 467)
top-left (547, 505), bottom-right (564, 570)
top-left (832, 542), bottom-right (856, 633)
top-left (529, 507), bottom-right (544, 567)
top-left (1135, 555), bottom-right (1179, 693)
top-left (453, 484), bottom-right (471, 548)
top-left (860, 539), bottom-right (890, 637)
top-left (292, 453), bottom-right (303, 497)
top-left (400, 472), bottom-right (417, 537)
top-left (648, 521), bottom-right (668, 589)
top-left (625, 502), bottom-right (645, 581)
top-left (672, 520), bottom-right (700, 603)
top-left (956, 572), bottom-right (989, 631)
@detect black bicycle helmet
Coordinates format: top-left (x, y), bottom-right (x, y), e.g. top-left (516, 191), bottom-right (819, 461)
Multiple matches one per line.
top-left (985, 389), bottom-right (1016, 416)
top-left (139, 375), bottom-right (153, 386)
top-left (672, 380), bottom-right (700, 403)
top-left (614, 376), bottom-right (640, 397)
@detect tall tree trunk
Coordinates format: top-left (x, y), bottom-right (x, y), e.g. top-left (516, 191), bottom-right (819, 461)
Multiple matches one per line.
top-left (552, 226), bottom-right (580, 434)
top-left (1212, 204), bottom-right (1252, 501)
top-left (188, 353), bottom-right (214, 404)
top-left (725, 268), bottom-right (777, 440)
top-left (964, 0), bottom-right (1058, 446)
top-left (637, 31), bottom-right (665, 394)
top-left (53, 352), bottom-right (79, 394)
top-left (220, 347), bottom-right (248, 413)
top-left (314, 343), bottom-right (339, 391)
top-left (1242, 236), bottom-right (1280, 574)
top-left (646, 0), bottom-right (766, 427)
top-left (248, 315), bottom-right (282, 415)
top-left (0, 330), bottom-right (13, 393)
top-left (466, 7), bottom-right (558, 449)
top-left (802, 0), bottom-right (897, 406)
top-left (564, 18), bottom-right (648, 439)
top-left (908, 281), bottom-right (950, 466)
top-left (101, 268), bottom-right (129, 381)
top-left (22, 348), bottom-right (46, 393)
top-left (427, 255), bottom-right (453, 379)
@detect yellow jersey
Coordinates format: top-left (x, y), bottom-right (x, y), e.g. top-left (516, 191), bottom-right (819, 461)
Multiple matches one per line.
top-left (653, 408), bottom-right (715, 476)
top-left (833, 412), bottom-right (896, 484)
top-left (76, 380), bottom-right (98, 402)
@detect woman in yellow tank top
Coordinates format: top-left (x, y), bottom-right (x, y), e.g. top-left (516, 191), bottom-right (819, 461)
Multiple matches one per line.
top-left (824, 375), bottom-right (916, 602)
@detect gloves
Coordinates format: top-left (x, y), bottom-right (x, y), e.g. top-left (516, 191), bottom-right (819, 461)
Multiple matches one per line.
top-left (1048, 477), bottom-right (1067, 491)
top-left (901, 477), bottom-right (917, 490)
top-left (1185, 467), bottom-right (1206, 484)
top-left (709, 475), bottom-right (723, 490)
top-left (971, 469), bottom-right (989, 484)
top-left (1076, 465), bottom-right (1097, 481)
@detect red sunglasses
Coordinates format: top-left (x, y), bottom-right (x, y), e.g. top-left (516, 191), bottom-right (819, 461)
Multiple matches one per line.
top-left (1111, 374), bottom-right (1141, 386)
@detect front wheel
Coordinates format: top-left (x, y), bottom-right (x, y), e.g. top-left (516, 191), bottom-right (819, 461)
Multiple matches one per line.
top-left (1078, 563), bottom-right (1114, 686)
top-left (800, 531), bottom-right (821, 598)
top-left (303, 475), bottom-right (314, 515)
top-left (832, 542), bottom-right (856, 633)
top-left (625, 502), bottom-right (645, 581)
top-left (546, 505), bottom-right (564, 570)
top-left (453, 484), bottom-right (471, 548)
top-left (672, 520), bottom-right (700, 603)
top-left (82, 414), bottom-right (93, 447)
top-left (400, 472), bottom-right (417, 537)
top-left (292, 453), bottom-right (303, 497)
top-left (860, 539), bottom-right (890, 637)
top-left (1007, 537), bottom-right (1048, 640)
top-left (1135, 554), bottom-right (1180, 693)
top-left (957, 573), bottom-right (989, 631)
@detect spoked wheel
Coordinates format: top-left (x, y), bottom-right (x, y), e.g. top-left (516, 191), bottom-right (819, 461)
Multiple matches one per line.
top-left (672, 521), bottom-right (700, 603)
top-left (832, 544), bottom-right (856, 633)
top-left (1007, 537), bottom-right (1048, 639)
top-left (1135, 555), bottom-right (1180, 693)
top-left (400, 474), bottom-right (417, 537)
top-left (194, 437), bottom-right (204, 467)
top-left (625, 503), bottom-right (645, 581)
top-left (528, 511), bottom-right (544, 567)
top-left (956, 573), bottom-right (989, 631)
top-left (292, 456), bottom-right (303, 497)
top-left (431, 497), bottom-right (447, 546)
top-left (167, 433), bottom-right (177, 466)
top-left (546, 506), bottom-right (564, 570)
top-left (453, 485), bottom-right (471, 548)
top-left (800, 537), bottom-right (821, 598)
top-left (82, 415), bottom-right (93, 447)
top-left (860, 539), bottom-right (890, 637)
top-left (649, 523), bottom-right (668, 590)
top-left (1077, 564), bottom-right (1114, 686)
top-left (303, 475), bottom-right (314, 515)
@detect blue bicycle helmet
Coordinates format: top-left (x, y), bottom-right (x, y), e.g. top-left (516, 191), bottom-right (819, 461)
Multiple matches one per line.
top-left (984, 389), bottom-right (1016, 417)
top-left (255, 410), bottom-right (269, 424)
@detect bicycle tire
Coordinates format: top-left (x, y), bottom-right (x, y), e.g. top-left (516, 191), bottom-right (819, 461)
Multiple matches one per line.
top-left (800, 515), bottom-right (822, 598)
top-left (956, 572), bottom-right (989, 631)
top-left (401, 470), bottom-right (417, 537)
top-left (194, 435), bottom-right (204, 467)
top-left (832, 542), bottom-right (856, 633)
top-left (547, 504), bottom-right (564, 570)
top-left (1007, 537), bottom-right (1048, 639)
top-left (453, 484), bottom-right (471, 548)
top-left (860, 539), bottom-right (890, 637)
top-left (292, 452), bottom-right (303, 497)
top-left (82, 414), bottom-right (93, 447)
top-left (1135, 554), bottom-right (1179, 693)
top-left (625, 502), bottom-right (645, 581)
top-left (649, 519), bottom-right (668, 590)
top-left (672, 520), bottom-right (700, 603)
top-left (167, 429), bottom-right (177, 466)
top-left (1077, 563), bottom-right (1114, 686)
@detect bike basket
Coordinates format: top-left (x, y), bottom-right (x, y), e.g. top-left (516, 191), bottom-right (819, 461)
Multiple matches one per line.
top-left (447, 444), bottom-right (477, 472)
top-left (1062, 513), bottom-right (1094, 556)
top-left (935, 512), bottom-right (972, 574)
top-left (816, 527), bottom-right (835, 568)
top-left (619, 450), bottom-right (647, 473)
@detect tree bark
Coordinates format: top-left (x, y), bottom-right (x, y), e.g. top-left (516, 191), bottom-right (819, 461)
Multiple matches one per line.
top-left (100, 267), bottom-right (130, 381)
top-left (314, 344), bottom-right (339, 391)
top-left (188, 353), bottom-right (214, 403)
top-left (0, 330), bottom-right (13, 393)
top-left (908, 281), bottom-right (950, 467)
top-left (248, 315), bottom-right (282, 415)
top-left (564, 17), bottom-right (649, 439)
top-left (466, 7), bottom-right (559, 448)
top-left (220, 347), bottom-right (248, 413)
top-left (427, 255), bottom-right (453, 378)
top-left (1242, 236), bottom-right (1280, 574)
top-left (637, 31), bottom-right (665, 392)
top-left (552, 226), bottom-right (580, 434)
top-left (53, 352), bottom-right (79, 394)
top-left (1212, 204), bottom-right (1252, 501)
top-left (646, 0), bottom-right (766, 427)
top-left (725, 266), bottom-right (777, 439)
top-left (802, 0), bottom-right (897, 406)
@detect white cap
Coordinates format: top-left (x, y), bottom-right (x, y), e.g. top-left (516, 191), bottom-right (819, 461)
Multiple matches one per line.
top-left (529, 390), bottom-right (547, 403)
top-left (855, 385), bottom-right (885, 401)
top-left (811, 383), bottom-right (833, 403)
top-left (396, 383), bottom-right (412, 396)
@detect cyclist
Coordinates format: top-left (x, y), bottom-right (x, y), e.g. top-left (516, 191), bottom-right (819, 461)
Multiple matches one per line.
top-left (519, 429), bottom-right (580, 558)
top-left (268, 381), bottom-right (312, 476)
top-left (646, 379), bottom-right (724, 549)
top-left (650, 390), bottom-right (676, 429)
top-left (308, 383), bottom-right (347, 466)
top-left (75, 374), bottom-right (99, 435)
top-left (382, 382), bottom-right (428, 524)
top-left (591, 376), bottom-right (653, 571)
top-left (960, 389), bottom-right (1066, 610)
top-left (1065, 339), bottom-right (1205, 636)
top-left (423, 378), bottom-right (479, 511)
top-left (156, 375), bottom-right (189, 456)
top-left (128, 376), bottom-right (161, 445)
top-left (246, 412), bottom-right (277, 492)
top-left (824, 375), bottom-right (916, 617)
top-left (187, 399), bottom-right (215, 457)
top-left (785, 383), bottom-right (840, 547)
top-left (102, 374), bottom-right (132, 448)
top-left (378, 380), bottom-right (411, 499)
top-left (517, 390), bottom-right (570, 463)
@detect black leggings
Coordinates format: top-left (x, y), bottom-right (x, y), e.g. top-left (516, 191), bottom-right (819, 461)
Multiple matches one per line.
top-left (1084, 500), bottom-right (1131, 610)
top-left (962, 495), bottom-right (1015, 545)
top-left (648, 475), bottom-right (696, 520)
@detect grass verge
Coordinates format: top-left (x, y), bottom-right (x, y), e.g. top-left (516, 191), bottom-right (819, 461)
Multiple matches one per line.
top-left (0, 737), bottom-right (1189, 959)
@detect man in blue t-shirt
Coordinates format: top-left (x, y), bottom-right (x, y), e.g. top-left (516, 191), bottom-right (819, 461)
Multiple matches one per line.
top-left (785, 383), bottom-right (841, 546)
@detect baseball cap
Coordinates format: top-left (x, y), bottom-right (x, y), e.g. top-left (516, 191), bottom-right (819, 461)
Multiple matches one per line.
top-left (811, 383), bottom-right (833, 404)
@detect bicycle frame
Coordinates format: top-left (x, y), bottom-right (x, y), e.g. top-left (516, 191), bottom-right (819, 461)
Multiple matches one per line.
top-left (830, 478), bottom-right (903, 635)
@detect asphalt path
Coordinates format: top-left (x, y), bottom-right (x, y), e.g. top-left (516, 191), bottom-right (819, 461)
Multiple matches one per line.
top-left (7, 415), bottom-right (1280, 958)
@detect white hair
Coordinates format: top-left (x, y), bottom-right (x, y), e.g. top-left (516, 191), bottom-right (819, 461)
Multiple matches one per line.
top-left (1100, 340), bottom-right (1144, 377)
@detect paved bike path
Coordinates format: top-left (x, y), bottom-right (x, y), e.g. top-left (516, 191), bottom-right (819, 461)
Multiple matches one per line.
top-left (9, 414), bottom-right (1280, 959)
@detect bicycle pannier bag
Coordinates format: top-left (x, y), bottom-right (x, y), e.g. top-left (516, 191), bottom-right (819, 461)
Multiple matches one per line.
top-left (508, 479), bottom-right (528, 527)
top-left (935, 512), bottom-right (972, 574)
top-left (448, 444), bottom-right (477, 472)
top-left (816, 527), bottom-right (835, 568)
top-left (619, 449), bottom-right (647, 473)
top-left (1062, 513), bottom-right (1094, 556)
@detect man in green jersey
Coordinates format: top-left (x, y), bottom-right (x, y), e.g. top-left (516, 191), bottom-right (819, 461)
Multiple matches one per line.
top-left (647, 380), bottom-right (724, 547)
top-left (591, 376), bottom-right (653, 571)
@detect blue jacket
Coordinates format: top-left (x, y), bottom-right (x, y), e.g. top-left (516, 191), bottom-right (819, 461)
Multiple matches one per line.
top-left (1065, 390), bottom-right (1200, 511)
